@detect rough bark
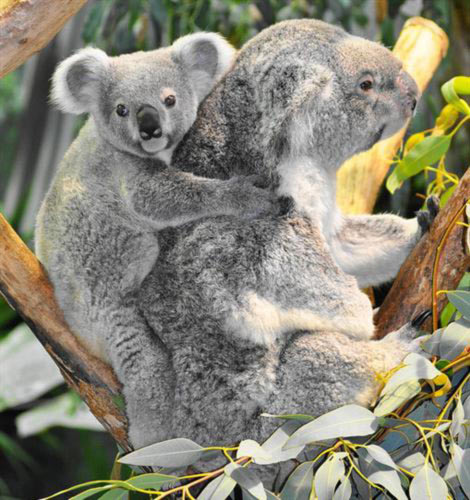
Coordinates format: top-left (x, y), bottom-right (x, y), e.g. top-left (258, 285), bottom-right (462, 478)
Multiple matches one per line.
top-left (0, 213), bottom-right (131, 451)
top-left (0, 0), bottom-right (88, 79)
top-left (375, 169), bottom-right (470, 338)
top-left (337, 17), bottom-right (449, 215)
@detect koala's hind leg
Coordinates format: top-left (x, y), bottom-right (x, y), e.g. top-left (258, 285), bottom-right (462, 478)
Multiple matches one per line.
top-left (105, 300), bottom-right (175, 450)
top-left (258, 323), bottom-right (425, 435)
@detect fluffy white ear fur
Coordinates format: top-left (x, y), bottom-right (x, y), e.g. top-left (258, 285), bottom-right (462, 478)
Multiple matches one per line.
top-left (172, 32), bottom-right (236, 102)
top-left (51, 47), bottom-right (110, 114)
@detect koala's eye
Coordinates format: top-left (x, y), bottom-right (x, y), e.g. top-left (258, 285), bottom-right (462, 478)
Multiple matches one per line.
top-left (359, 78), bottom-right (374, 92)
top-left (164, 95), bottom-right (176, 107)
top-left (116, 104), bottom-right (129, 117)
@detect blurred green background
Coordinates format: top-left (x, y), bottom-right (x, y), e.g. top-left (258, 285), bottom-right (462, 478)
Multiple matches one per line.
top-left (0, 0), bottom-right (469, 498)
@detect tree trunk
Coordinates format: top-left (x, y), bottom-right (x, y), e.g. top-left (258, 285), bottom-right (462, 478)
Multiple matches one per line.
top-left (0, 0), bottom-right (88, 78)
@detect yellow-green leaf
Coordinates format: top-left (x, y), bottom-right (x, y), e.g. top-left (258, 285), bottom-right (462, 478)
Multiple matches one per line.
top-left (441, 77), bottom-right (470, 116)
top-left (435, 104), bottom-right (460, 132)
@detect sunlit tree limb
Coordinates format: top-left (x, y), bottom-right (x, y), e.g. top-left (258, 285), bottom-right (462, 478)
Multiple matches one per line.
top-left (0, 0), bottom-right (88, 79)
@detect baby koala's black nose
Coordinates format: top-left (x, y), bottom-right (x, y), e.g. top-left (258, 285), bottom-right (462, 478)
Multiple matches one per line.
top-left (137, 105), bottom-right (162, 140)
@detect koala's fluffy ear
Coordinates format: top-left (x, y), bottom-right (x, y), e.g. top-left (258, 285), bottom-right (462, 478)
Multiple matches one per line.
top-left (171, 33), bottom-right (236, 102)
top-left (51, 47), bottom-right (110, 114)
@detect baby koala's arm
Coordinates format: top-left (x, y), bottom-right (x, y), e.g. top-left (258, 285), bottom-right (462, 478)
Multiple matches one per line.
top-left (122, 167), bottom-right (275, 227)
top-left (330, 197), bottom-right (439, 288)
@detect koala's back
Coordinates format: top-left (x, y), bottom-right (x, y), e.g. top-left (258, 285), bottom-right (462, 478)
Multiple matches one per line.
top-left (36, 120), bottom-right (160, 359)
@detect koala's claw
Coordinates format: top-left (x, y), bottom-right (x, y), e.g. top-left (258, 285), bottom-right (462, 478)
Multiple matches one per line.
top-left (417, 195), bottom-right (440, 234)
top-left (411, 309), bottom-right (432, 328)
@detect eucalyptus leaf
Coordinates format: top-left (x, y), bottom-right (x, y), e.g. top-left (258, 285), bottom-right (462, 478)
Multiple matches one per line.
top-left (374, 380), bottom-right (421, 417)
top-left (422, 329), bottom-right (444, 356)
top-left (386, 135), bottom-right (451, 193)
top-left (225, 463), bottom-right (265, 500)
top-left (258, 421), bottom-right (304, 465)
top-left (279, 462), bottom-right (314, 500)
top-left (441, 77), bottom-right (470, 115)
top-left (126, 472), bottom-right (179, 489)
top-left (237, 439), bottom-right (272, 463)
top-left (439, 318), bottom-right (470, 360)
top-left (331, 476), bottom-right (352, 500)
top-left (451, 443), bottom-right (470, 496)
top-left (313, 453), bottom-right (345, 500)
top-left (119, 438), bottom-right (203, 467)
top-left (242, 489), bottom-right (279, 500)
top-left (447, 290), bottom-right (470, 319)
top-left (409, 463), bottom-right (449, 499)
top-left (0, 324), bottom-right (63, 411)
top-left (357, 449), bottom-right (406, 500)
top-left (71, 486), bottom-right (115, 500)
top-left (260, 413), bottom-right (314, 422)
top-left (451, 398), bottom-right (465, 442)
top-left (198, 474), bottom-right (236, 500)
top-left (16, 392), bottom-right (103, 437)
top-left (98, 489), bottom-right (128, 499)
top-left (363, 445), bottom-right (399, 471)
top-left (285, 405), bottom-right (379, 449)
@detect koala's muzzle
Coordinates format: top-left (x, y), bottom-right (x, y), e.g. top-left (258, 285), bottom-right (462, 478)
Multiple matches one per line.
top-left (397, 70), bottom-right (419, 114)
top-left (137, 105), bottom-right (163, 140)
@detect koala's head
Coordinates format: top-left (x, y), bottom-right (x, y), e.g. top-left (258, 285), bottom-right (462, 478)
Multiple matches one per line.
top-left (51, 33), bottom-right (235, 163)
top-left (232, 20), bottom-right (419, 169)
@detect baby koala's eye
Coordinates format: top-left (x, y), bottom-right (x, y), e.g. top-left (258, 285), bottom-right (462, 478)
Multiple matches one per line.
top-left (359, 77), bottom-right (374, 92)
top-left (164, 95), bottom-right (176, 107)
top-left (116, 104), bottom-right (129, 117)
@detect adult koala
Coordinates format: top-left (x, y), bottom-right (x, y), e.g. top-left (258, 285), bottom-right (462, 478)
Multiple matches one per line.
top-left (133, 19), bottom-right (434, 452)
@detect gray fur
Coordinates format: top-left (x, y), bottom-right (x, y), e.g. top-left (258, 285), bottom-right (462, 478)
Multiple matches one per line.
top-left (36, 34), bottom-right (275, 447)
top-left (136, 20), bottom-right (427, 449)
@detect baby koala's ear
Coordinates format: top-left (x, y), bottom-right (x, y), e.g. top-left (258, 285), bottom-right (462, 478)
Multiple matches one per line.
top-left (171, 32), bottom-right (236, 103)
top-left (51, 47), bottom-right (110, 114)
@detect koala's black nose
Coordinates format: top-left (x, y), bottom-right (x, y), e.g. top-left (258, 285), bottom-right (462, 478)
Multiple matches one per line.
top-left (137, 106), bottom-right (162, 140)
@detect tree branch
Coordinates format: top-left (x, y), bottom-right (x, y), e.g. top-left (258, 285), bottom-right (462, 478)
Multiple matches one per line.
top-left (0, 213), bottom-right (131, 451)
top-left (0, 0), bottom-right (88, 79)
top-left (375, 168), bottom-right (470, 338)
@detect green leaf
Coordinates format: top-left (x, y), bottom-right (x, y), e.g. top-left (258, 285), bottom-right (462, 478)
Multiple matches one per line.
top-left (439, 318), bottom-right (470, 360)
top-left (313, 452), bottom-right (345, 500)
top-left (447, 290), bottom-right (470, 319)
top-left (409, 463), bottom-right (449, 499)
top-left (258, 421), bottom-right (304, 465)
top-left (450, 399), bottom-right (465, 442)
top-left (260, 413), bottom-right (314, 422)
top-left (357, 448), bottom-right (406, 500)
top-left (331, 476), bottom-right (352, 500)
top-left (225, 463), bottom-right (265, 500)
top-left (0, 324), bottom-right (63, 411)
top-left (198, 474), bottom-right (236, 500)
top-left (285, 405), bottom-right (379, 449)
top-left (441, 77), bottom-right (470, 115)
top-left (280, 462), bottom-right (314, 500)
top-left (451, 444), bottom-right (470, 497)
top-left (126, 472), bottom-right (179, 489)
top-left (381, 353), bottom-right (443, 393)
top-left (386, 135), bottom-right (451, 193)
top-left (242, 489), bottom-right (279, 500)
top-left (435, 104), bottom-right (460, 131)
top-left (16, 392), bottom-right (103, 437)
top-left (374, 380), bottom-right (421, 417)
top-left (98, 488), bottom-right (128, 499)
top-left (71, 486), bottom-right (115, 500)
top-left (119, 438), bottom-right (203, 467)
top-left (237, 439), bottom-right (272, 463)
top-left (397, 452), bottom-right (425, 475)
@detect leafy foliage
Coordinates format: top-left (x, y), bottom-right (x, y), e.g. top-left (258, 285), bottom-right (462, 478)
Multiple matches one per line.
top-left (44, 305), bottom-right (470, 499)
top-left (387, 76), bottom-right (470, 204)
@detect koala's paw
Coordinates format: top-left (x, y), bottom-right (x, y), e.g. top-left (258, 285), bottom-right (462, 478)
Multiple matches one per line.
top-left (387, 310), bottom-right (432, 354)
top-left (227, 176), bottom-right (276, 218)
top-left (417, 195), bottom-right (440, 234)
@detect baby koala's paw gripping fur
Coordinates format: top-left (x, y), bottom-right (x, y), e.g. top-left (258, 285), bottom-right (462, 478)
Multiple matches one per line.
top-left (417, 195), bottom-right (440, 234)
top-left (226, 176), bottom-right (276, 218)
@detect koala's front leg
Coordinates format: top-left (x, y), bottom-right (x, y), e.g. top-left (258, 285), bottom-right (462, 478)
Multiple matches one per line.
top-left (105, 300), bottom-right (175, 450)
top-left (330, 196), bottom-right (439, 288)
top-left (124, 168), bottom-right (275, 227)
